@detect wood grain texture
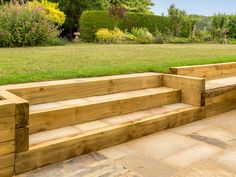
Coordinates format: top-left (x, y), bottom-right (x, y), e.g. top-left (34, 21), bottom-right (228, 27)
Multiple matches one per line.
top-left (205, 85), bottom-right (236, 106)
top-left (0, 166), bottom-right (14, 177)
top-left (29, 88), bottom-right (180, 134)
top-left (16, 127), bottom-right (29, 153)
top-left (205, 84), bottom-right (236, 117)
top-left (15, 106), bottom-right (203, 174)
top-left (2, 73), bottom-right (162, 105)
top-left (170, 62), bottom-right (236, 80)
top-left (0, 101), bottom-right (15, 118)
top-left (0, 154), bottom-right (14, 169)
top-left (163, 74), bottom-right (205, 107)
top-left (0, 129), bottom-right (15, 144)
top-left (0, 90), bottom-right (29, 128)
top-left (0, 141), bottom-right (15, 156)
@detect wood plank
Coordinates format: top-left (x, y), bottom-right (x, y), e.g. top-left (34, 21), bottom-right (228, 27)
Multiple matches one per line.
top-left (205, 85), bottom-right (236, 106)
top-left (205, 99), bottom-right (236, 117)
top-left (15, 127), bottom-right (29, 153)
top-left (0, 129), bottom-right (15, 144)
top-left (0, 116), bottom-right (15, 143)
top-left (0, 141), bottom-right (15, 156)
top-left (170, 62), bottom-right (236, 80)
top-left (29, 89), bottom-right (180, 134)
top-left (0, 90), bottom-right (29, 128)
top-left (3, 73), bottom-right (162, 105)
top-left (0, 116), bottom-right (15, 131)
top-left (0, 154), bottom-right (14, 169)
top-left (0, 101), bottom-right (15, 118)
top-left (163, 74), bottom-right (205, 106)
top-left (0, 166), bottom-right (14, 177)
top-left (15, 107), bottom-right (203, 174)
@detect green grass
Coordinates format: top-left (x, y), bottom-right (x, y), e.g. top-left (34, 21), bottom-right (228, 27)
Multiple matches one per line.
top-left (1, 44), bottom-right (236, 85)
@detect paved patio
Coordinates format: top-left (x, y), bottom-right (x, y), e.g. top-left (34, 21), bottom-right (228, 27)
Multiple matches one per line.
top-left (16, 109), bottom-right (236, 177)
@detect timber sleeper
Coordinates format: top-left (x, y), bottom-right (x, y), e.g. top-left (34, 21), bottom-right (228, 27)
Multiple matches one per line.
top-left (15, 103), bottom-right (202, 174)
top-left (29, 87), bottom-right (180, 134)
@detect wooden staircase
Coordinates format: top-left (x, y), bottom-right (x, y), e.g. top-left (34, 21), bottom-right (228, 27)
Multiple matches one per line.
top-left (0, 73), bottom-right (205, 176)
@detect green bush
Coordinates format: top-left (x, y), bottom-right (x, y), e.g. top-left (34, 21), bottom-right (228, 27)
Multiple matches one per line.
top-left (229, 38), bottom-right (236, 44)
top-left (154, 30), bottom-right (165, 44)
top-left (80, 10), bottom-right (170, 42)
top-left (130, 27), bottom-right (154, 44)
top-left (96, 28), bottom-right (126, 43)
top-left (0, 3), bottom-right (60, 47)
top-left (166, 37), bottom-right (190, 44)
top-left (197, 30), bottom-right (213, 42)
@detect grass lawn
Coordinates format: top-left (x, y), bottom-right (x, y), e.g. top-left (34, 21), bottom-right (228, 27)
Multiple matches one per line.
top-left (1, 44), bottom-right (236, 85)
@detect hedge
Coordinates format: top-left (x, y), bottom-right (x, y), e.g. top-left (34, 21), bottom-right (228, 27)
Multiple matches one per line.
top-left (80, 10), bottom-right (170, 42)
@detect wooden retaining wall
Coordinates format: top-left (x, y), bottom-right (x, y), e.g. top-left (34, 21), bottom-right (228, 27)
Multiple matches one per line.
top-left (0, 92), bottom-right (15, 177)
top-left (170, 62), bottom-right (236, 80)
top-left (0, 71), bottom-right (234, 176)
top-left (163, 74), bottom-right (205, 107)
top-left (0, 91), bottom-right (29, 177)
top-left (205, 85), bottom-right (236, 117)
top-left (170, 62), bottom-right (236, 116)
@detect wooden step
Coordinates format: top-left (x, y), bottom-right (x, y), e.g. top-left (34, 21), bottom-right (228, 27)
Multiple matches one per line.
top-left (205, 76), bottom-right (236, 90)
top-left (15, 103), bottom-right (203, 174)
top-left (29, 87), bottom-right (180, 134)
top-left (2, 73), bottom-right (162, 105)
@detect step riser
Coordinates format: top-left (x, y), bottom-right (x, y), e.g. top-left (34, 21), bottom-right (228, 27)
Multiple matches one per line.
top-left (6, 74), bottom-right (162, 105)
top-left (29, 90), bottom-right (180, 134)
top-left (205, 85), bottom-right (236, 117)
top-left (15, 107), bottom-right (203, 175)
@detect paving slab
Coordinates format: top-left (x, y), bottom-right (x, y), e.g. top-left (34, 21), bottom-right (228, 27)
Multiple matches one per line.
top-left (15, 109), bottom-right (236, 177)
top-left (172, 160), bottom-right (236, 177)
top-left (126, 132), bottom-right (199, 160)
top-left (163, 144), bottom-right (221, 168)
top-left (170, 119), bottom-right (212, 135)
top-left (117, 153), bottom-right (178, 177)
top-left (98, 144), bottom-right (138, 160)
top-left (203, 110), bottom-right (236, 135)
top-left (212, 147), bottom-right (236, 173)
top-left (187, 126), bottom-right (235, 148)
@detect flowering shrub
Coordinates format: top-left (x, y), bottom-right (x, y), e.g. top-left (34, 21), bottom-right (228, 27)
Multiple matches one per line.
top-left (28, 0), bottom-right (66, 26)
top-left (0, 3), bottom-right (60, 47)
top-left (96, 28), bottom-right (125, 43)
top-left (130, 27), bottom-right (154, 44)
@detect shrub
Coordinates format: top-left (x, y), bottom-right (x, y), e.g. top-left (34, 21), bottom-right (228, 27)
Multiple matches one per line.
top-left (0, 3), bottom-right (60, 47)
top-left (229, 38), bottom-right (236, 44)
top-left (96, 28), bottom-right (125, 43)
top-left (166, 37), bottom-right (190, 44)
top-left (28, 0), bottom-right (66, 26)
top-left (130, 27), bottom-right (154, 44)
top-left (197, 30), bottom-right (213, 42)
top-left (154, 30), bottom-right (165, 44)
top-left (80, 10), bottom-right (170, 42)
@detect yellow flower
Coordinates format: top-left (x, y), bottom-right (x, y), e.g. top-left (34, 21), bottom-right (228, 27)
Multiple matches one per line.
top-left (28, 0), bottom-right (66, 26)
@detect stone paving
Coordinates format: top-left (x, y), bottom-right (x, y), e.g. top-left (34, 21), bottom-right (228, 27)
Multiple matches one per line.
top-left (16, 110), bottom-right (236, 177)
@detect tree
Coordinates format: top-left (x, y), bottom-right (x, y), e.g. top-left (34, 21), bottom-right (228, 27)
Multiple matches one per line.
top-left (168, 4), bottom-right (187, 37)
top-left (49, 0), bottom-right (108, 39)
top-left (110, 0), bottom-right (154, 14)
top-left (211, 13), bottom-right (229, 44)
top-left (228, 14), bottom-right (236, 39)
top-left (49, 0), bottom-right (154, 39)
top-left (1, 0), bottom-right (154, 38)
top-left (108, 0), bottom-right (126, 28)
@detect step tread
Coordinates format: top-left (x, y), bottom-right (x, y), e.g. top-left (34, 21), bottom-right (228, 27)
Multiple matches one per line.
top-left (29, 103), bottom-right (193, 148)
top-left (30, 87), bottom-right (179, 113)
top-left (206, 76), bottom-right (236, 90)
top-left (1, 72), bottom-right (160, 90)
